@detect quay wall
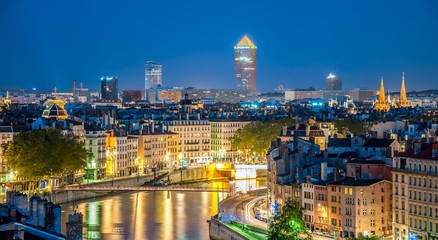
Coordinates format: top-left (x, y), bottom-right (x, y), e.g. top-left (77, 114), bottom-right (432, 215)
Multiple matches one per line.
top-left (209, 218), bottom-right (249, 240)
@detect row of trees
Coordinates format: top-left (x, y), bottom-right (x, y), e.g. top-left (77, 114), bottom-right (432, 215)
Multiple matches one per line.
top-left (2, 128), bottom-right (90, 185)
top-left (230, 118), bottom-right (296, 159)
top-left (334, 118), bottom-right (370, 135)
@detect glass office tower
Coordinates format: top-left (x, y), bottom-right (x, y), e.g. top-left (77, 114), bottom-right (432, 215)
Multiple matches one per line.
top-left (234, 35), bottom-right (257, 91)
top-left (101, 76), bottom-right (118, 100)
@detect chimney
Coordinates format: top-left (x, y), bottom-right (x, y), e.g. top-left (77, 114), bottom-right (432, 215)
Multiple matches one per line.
top-left (334, 167), bottom-right (340, 181)
top-left (321, 162), bottom-right (328, 181)
top-left (282, 125), bottom-right (287, 136)
top-left (306, 175), bottom-right (311, 183)
top-left (432, 142), bottom-right (438, 157)
top-left (414, 142), bottom-right (422, 154)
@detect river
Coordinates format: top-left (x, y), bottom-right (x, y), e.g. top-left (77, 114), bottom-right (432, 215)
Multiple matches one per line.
top-left (60, 179), bottom-right (266, 240)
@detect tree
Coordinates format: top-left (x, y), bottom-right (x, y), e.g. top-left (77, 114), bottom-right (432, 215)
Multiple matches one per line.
top-left (231, 118), bottom-right (295, 159)
top-left (268, 199), bottom-right (309, 240)
top-left (3, 128), bottom-right (91, 183)
top-left (334, 118), bottom-right (369, 135)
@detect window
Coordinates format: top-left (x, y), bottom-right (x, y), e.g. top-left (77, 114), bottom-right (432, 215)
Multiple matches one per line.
top-left (371, 219), bottom-right (375, 227)
top-left (331, 207), bottom-right (337, 214)
top-left (363, 210), bottom-right (367, 216)
top-left (371, 209), bottom-right (376, 215)
top-left (331, 218), bottom-right (336, 226)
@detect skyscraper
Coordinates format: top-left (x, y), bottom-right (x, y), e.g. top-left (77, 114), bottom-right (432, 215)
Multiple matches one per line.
top-left (234, 35), bottom-right (257, 91)
top-left (101, 76), bottom-right (118, 100)
top-left (145, 61), bottom-right (162, 90)
top-left (325, 73), bottom-right (342, 90)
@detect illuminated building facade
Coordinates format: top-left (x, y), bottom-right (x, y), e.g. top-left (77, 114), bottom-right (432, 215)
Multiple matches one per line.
top-left (163, 120), bottom-right (211, 164)
top-left (210, 119), bottom-right (250, 162)
top-left (234, 35), bottom-right (257, 91)
top-left (85, 127), bottom-right (107, 180)
top-left (328, 179), bottom-right (392, 238)
top-left (145, 61), bottom-right (162, 90)
top-left (392, 142), bottom-right (438, 240)
top-left (101, 76), bottom-right (119, 101)
top-left (326, 73), bottom-right (342, 90)
top-left (374, 78), bottom-right (390, 112)
top-left (130, 131), bottom-right (179, 173)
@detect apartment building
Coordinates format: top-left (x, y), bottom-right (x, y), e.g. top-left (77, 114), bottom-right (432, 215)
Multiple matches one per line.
top-left (130, 132), bottom-right (179, 173)
top-left (84, 125), bottom-right (107, 180)
top-left (328, 178), bottom-right (392, 238)
top-left (392, 142), bottom-right (438, 240)
top-left (314, 183), bottom-right (329, 232)
top-left (302, 179), bottom-right (315, 229)
top-left (210, 119), bottom-right (250, 162)
top-left (163, 120), bottom-right (211, 164)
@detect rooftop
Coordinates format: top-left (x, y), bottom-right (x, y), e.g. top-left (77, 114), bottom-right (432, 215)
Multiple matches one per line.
top-left (236, 35), bottom-right (256, 48)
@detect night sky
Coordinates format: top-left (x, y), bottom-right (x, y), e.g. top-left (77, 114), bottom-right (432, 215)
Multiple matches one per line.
top-left (1, 0), bottom-right (437, 92)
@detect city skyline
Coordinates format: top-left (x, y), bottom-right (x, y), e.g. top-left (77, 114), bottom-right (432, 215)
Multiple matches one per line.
top-left (1, 1), bottom-right (438, 92)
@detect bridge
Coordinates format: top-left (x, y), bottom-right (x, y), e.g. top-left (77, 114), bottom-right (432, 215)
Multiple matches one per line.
top-left (53, 186), bottom-right (230, 193)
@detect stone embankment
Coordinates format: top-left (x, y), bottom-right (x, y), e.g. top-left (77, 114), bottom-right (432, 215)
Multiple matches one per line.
top-left (209, 217), bottom-right (249, 240)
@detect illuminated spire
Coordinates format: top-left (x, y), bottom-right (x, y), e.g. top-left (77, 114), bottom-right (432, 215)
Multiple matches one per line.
top-left (236, 35), bottom-right (256, 48)
top-left (379, 77), bottom-right (386, 102)
top-left (375, 77), bottom-right (390, 112)
top-left (6, 91), bottom-right (9, 99)
top-left (398, 72), bottom-right (410, 107)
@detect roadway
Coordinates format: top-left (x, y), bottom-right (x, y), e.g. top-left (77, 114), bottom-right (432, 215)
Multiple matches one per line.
top-left (220, 194), bottom-right (336, 240)
top-left (219, 194), bottom-right (268, 229)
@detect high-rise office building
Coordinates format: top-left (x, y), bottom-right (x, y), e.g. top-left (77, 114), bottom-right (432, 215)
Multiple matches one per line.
top-left (325, 73), bottom-right (342, 90)
top-left (234, 35), bottom-right (257, 91)
top-left (145, 61), bottom-right (162, 90)
top-left (101, 76), bottom-right (118, 100)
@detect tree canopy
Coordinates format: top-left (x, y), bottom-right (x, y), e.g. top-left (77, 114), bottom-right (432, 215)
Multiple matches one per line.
top-left (268, 199), bottom-right (309, 240)
top-left (3, 128), bottom-right (90, 181)
top-left (334, 118), bottom-right (369, 135)
top-left (230, 118), bottom-right (295, 158)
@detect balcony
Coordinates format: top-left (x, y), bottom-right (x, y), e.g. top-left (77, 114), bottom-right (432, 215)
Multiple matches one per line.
top-left (392, 167), bottom-right (438, 177)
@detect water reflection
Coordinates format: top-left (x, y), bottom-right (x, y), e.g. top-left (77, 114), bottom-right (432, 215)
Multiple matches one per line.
top-left (60, 180), bottom-right (265, 240)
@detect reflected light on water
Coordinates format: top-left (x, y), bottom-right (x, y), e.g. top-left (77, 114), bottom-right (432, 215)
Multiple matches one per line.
top-left (60, 180), bottom-right (265, 240)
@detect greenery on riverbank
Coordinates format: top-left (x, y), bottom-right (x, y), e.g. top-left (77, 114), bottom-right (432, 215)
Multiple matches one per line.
top-left (231, 118), bottom-right (295, 158)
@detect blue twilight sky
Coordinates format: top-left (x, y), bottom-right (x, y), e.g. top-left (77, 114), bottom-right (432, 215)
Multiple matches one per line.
top-left (1, 0), bottom-right (437, 92)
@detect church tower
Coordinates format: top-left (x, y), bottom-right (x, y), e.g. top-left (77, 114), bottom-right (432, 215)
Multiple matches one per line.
top-left (398, 72), bottom-right (410, 108)
top-left (374, 77), bottom-right (390, 112)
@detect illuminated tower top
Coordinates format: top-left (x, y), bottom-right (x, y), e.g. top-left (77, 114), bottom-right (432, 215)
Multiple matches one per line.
top-left (236, 35), bottom-right (256, 48)
top-left (234, 35), bottom-right (257, 91)
top-left (400, 72), bottom-right (407, 101)
top-left (398, 72), bottom-right (410, 108)
top-left (379, 77), bottom-right (386, 102)
top-left (326, 73), bottom-right (342, 90)
top-left (375, 77), bottom-right (390, 112)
